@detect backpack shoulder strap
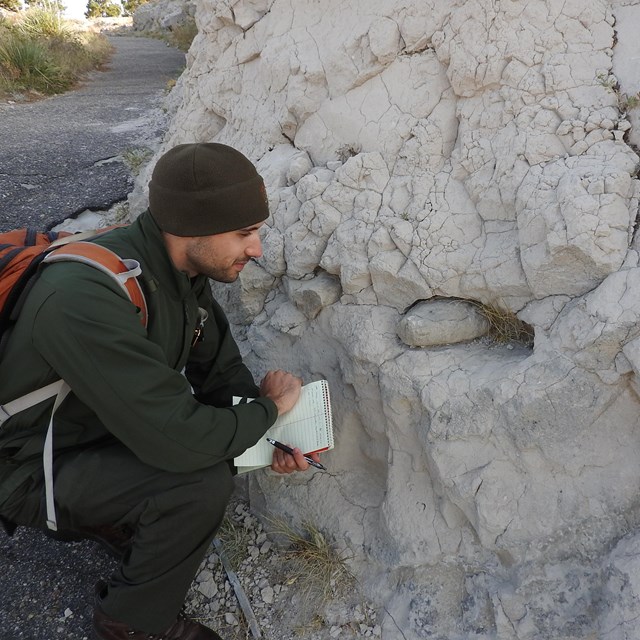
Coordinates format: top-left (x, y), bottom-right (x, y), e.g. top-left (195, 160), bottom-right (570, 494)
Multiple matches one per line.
top-left (0, 240), bottom-right (149, 533)
top-left (43, 241), bottom-right (148, 328)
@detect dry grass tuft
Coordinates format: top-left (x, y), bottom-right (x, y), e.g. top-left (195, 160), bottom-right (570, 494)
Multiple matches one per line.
top-left (267, 517), bottom-right (355, 615)
top-left (216, 516), bottom-right (252, 571)
top-left (472, 300), bottom-right (535, 347)
top-left (122, 147), bottom-right (153, 175)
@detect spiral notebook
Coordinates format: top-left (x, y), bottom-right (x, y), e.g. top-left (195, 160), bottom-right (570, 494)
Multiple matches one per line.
top-left (233, 379), bottom-right (334, 473)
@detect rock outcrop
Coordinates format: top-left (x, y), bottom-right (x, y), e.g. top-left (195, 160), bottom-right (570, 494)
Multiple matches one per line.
top-left (132, 0), bottom-right (195, 33)
top-left (131, 0), bottom-right (640, 637)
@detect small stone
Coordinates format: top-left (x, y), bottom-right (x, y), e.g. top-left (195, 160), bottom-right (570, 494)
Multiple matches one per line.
top-left (260, 540), bottom-right (272, 554)
top-left (197, 580), bottom-right (219, 599)
top-left (225, 613), bottom-right (238, 626)
top-left (261, 586), bottom-right (275, 604)
top-left (330, 626), bottom-right (342, 638)
top-left (197, 569), bottom-right (213, 583)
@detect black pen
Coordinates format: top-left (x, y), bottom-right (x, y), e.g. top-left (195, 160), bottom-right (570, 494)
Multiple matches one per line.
top-left (266, 438), bottom-right (327, 471)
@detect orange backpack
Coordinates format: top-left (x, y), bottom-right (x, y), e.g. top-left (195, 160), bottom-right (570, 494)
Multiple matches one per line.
top-left (0, 226), bottom-right (149, 532)
top-left (0, 227), bottom-right (148, 340)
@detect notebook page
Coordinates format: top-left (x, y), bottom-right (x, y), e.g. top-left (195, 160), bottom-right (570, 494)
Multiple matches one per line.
top-left (234, 380), bottom-right (333, 468)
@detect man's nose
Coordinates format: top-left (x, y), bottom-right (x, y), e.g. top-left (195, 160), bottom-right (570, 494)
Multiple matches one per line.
top-left (246, 236), bottom-right (263, 258)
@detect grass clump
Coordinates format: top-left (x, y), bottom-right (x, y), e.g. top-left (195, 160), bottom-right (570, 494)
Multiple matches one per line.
top-left (0, 3), bottom-right (112, 98)
top-left (108, 201), bottom-right (132, 224)
top-left (269, 518), bottom-right (355, 611)
top-left (473, 300), bottom-right (535, 347)
top-left (597, 72), bottom-right (640, 113)
top-left (122, 147), bottom-right (153, 175)
top-left (145, 18), bottom-right (198, 53)
top-left (16, 3), bottom-right (74, 39)
top-left (216, 515), bottom-right (252, 571)
top-left (0, 33), bottom-right (71, 93)
top-left (167, 18), bottom-right (198, 52)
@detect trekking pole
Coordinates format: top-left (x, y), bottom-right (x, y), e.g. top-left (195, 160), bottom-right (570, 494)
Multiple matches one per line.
top-left (213, 537), bottom-right (262, 638)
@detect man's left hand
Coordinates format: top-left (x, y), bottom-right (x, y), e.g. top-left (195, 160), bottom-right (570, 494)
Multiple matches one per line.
top-left (270, 446), bottom-right (322, 474)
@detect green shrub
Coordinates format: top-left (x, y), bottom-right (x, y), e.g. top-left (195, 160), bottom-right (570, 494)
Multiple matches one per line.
top-left (0, 32), bottom-right (73, 93)
top-left (18, 3), bottom-right (74, 39)
top-left (122, 0), bottom-right (148, 17)
top-left (0, 4), bottom-right (112, 97)
top-left (85, 0), bottom-right (122, 18)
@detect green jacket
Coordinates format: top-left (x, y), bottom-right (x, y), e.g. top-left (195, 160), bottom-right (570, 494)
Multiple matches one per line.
top-left (0, 211), bottom-right (278, 504)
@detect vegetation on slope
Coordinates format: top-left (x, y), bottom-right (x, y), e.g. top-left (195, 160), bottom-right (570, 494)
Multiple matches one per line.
top-left (0, 1), bottom-right (112, 99)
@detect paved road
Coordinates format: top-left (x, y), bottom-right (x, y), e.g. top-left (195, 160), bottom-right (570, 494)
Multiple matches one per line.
top-left (0, 34), bottom-right (184, 640)
top-left (0, 34), bottom-right (185, 232)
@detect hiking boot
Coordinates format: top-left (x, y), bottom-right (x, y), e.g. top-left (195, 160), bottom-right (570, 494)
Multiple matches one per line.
top-left (93, 606), bottom-right (223, 640)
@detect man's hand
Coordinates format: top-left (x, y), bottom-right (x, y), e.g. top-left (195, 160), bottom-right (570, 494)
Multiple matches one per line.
top-left (259, 369), bottom-right (302, 415)
top-left (270, 445), bottom-right (323, 474)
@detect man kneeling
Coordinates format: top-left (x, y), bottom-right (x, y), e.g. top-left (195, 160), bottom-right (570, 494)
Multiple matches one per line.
top-left (0, 143), bottom-right (321, 639)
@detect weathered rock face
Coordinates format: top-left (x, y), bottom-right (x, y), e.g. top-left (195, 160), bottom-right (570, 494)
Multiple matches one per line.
top-left (132, 0), bottom-right (640, 637)
top-left (132, 0), bottom-right (195, 32)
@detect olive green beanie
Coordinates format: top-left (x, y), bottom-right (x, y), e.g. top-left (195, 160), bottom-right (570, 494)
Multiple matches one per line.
top-left (148, 143), bottom-right (270, 236)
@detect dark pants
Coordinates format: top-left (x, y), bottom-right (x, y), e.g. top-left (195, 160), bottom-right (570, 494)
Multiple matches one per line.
top-left (0, 443), bottom-right (234, 633)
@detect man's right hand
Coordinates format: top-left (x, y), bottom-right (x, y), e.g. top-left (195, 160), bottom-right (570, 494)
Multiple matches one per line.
top-left (259, 369), bottom-right (302, 415)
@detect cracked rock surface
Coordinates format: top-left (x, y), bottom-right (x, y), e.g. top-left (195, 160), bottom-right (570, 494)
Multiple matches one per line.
top-left (0, 34), bottom-right (184, 231)
top-left (128, 0), bottom-right (640, 637)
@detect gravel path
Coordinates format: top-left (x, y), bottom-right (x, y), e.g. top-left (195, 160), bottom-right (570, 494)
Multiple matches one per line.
top-left (0, 33), bottom-right (184, 232)
top-left (0, 529), bottom-right (117, 639)
top-left (0, 31), bottom-right (184, 640)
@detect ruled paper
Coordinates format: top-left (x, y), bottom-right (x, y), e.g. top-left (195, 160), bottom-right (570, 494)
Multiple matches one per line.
top-left (233, 380), bottom-right (333, 469)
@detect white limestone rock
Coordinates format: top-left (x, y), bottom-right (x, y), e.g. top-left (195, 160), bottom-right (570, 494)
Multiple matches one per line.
top-left (599, 533), bottom-right (640, 640)
top-left (284, 273), bottom-right (341, 320)
top-left (516, 143), bottom-right (638, 298)
top-left (133, 0), bottom-right (195, 32)
top-left (133, 0), bottom-right (640, 637)
top-left (397, 299), bottom-right (490, 347)
top-left (518, 295), bottom-right (571, 331)
top-left (546, 267), bottom-right (640, 383)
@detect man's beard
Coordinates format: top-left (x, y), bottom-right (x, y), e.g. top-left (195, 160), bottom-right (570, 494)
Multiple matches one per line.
top-left (194, 256), bottom-right (247, 283)
top-left (185, 239), bottom-right (247, 283)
